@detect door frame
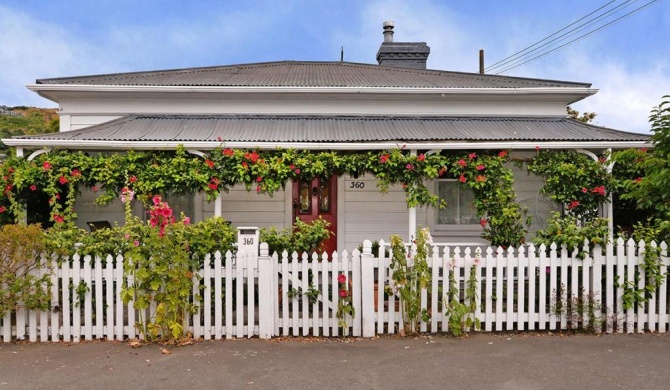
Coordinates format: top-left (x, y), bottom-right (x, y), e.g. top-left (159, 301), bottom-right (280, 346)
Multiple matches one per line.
top-left (283, 175), bottom-right (344, 253)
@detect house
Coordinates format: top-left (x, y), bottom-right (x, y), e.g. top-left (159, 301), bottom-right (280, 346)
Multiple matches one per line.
top-left (4, 22), bottom-right (650, 253)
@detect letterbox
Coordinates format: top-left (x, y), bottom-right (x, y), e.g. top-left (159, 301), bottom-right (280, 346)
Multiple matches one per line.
top-left (236, 227), bottom-right (260, 259)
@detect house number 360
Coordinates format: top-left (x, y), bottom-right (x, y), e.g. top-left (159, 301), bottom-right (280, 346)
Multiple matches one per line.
top-left (243, 238), bottom-right (254, 245)
top-left (349, 181), bottom-right (365, 189)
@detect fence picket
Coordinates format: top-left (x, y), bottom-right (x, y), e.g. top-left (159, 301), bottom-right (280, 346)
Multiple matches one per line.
top-left (281, 252), bottom-right (289, 336)
top-left (659, 243), bottom-right (668, 333)
top-left (39, 254), bottom-right (50, 342)
top-left (331, 252), bottom-right (339, 336)
top-left (215, 251), bottom-right (223, 340)
top-left (517, 246), bottom-right (526, 331)
top-left (626, 239), bottom-right (636, 333)
top-left (61, 258), bottom-right (71, 342)
top-left (71, 254), bottom-right (81, 342)
top-left (506, 247), bottom-right (515, 331)
top-left (352, 251), bottom-right (362, 337)
top-left (236, 251), bottom-right (245, 338)
top-left (484, 247), bottom-right (493, 332)
top-left (559, 246), bottom-right (569, 330)
top-left (527, 245), bottom-right (537, 331)
top-left (637, 241), bottom-right (646, 333)
top-left (104, 255), bottom-right (114, 340)
top-left (94, 256), bottom-right (103, 339)
top-left (302, 254), bottom-right (310, 336)
top-left (225, 251), bottom-right (233, 339)
top-left (115, 255), bottom-right (123, 340)
top-left (616, 238), bottom-right (625, 333)
top-left (592, 245), bottom-right (603, 333)
top-left (648, 242), bottom-right (657, 332)
top-left (83, 255), bottom-right (92, 341)
top-left (495, 247), bottom-right (503, 331)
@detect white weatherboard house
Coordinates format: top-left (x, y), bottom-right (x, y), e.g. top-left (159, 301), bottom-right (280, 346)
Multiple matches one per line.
top-left (6, 22), bottom-right (649, 253)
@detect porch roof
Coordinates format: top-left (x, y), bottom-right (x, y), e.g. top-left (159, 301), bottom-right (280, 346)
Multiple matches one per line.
top-left (5, 114), bottom-right (650, 151)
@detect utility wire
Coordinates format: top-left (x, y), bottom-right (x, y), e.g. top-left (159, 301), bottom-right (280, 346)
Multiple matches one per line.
top-left (485, 0), bottom-right (624, 72)
top-left (493, 0), bottom-right (662, 75)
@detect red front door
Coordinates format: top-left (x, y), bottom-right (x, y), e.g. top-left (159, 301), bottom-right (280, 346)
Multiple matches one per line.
top-left (292, 176), bottom-right (337, 254)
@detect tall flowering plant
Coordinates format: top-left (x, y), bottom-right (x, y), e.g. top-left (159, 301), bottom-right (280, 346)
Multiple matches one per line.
top-left (120, 193), bottom-right (200, 343)
top-left (387, 227), bottom-right (432, 335)
top-left (335, 273), bottom-right (354, 329)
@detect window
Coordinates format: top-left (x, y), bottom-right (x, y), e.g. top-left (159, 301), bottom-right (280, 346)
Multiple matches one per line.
top-left (435, 180), bottom-right (478, 225)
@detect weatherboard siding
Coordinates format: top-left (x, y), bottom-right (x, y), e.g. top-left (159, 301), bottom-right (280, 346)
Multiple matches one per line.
top-left (202, 187), bottom-right (288, 230)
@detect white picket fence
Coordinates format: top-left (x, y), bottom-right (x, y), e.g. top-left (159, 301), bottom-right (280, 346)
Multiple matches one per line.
top-left (1, 238), bottom-right (669, 342)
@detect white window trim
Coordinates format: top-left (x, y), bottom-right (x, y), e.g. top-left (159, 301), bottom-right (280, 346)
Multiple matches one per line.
top-left (430, 179), bottom-right (483, 234)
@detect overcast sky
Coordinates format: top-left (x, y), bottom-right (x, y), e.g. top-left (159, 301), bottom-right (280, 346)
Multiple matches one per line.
top-left (1, 0), bottom-right (668, 134)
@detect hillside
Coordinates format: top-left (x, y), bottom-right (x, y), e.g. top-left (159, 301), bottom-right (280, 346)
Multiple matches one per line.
top-left (0, 106), bottom-right (59, 149)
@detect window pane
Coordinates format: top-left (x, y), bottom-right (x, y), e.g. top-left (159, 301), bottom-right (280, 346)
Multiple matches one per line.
top-left (436, 181), bottom-right (478, 225)
top-left (437, 181), bottom-right (458, 224)
top-left (459, 189), bottom-right (478, 224)
top-left (319, 179), bottom-right (330, 212)
top-left (299, 181), bottom-right (311, 213)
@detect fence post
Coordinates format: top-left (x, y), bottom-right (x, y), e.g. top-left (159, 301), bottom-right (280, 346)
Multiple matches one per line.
top-left (361, 240), bottom-right (375, 337)
top-left (258, 242), bottom-right (274, 339)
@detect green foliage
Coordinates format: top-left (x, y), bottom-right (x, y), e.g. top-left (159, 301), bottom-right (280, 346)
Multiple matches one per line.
top-left (0, 146), bottom-right (526, 247)
top-left (335, 272), bottom-right (354, 329)
top-left (0, 108), bottom-right (58, 149)
top-left (260, 217), bottom-right (332, 255)
top-left (184, 217), bottom-right (237, 261)
top-left (567, 106), bottom-right (597, 123)
top-left (0, 224), bottom-right (51, 317)
top-left (120, 197), bottom-right (201, 343)
top-left (616, 219), bottom-right (668, 309)
top-left (533, 211), bottom-right (610, 259)
top-left (387, 228), bottom-right (431, 335)
top-left (616, 96), bottom-right (670, 221)
top-left (526, 150), bottom-right (613, 222)
top-left (445, 261), bottom-right (481, 337)
top-left (611, 148), bottom-right (654, 229)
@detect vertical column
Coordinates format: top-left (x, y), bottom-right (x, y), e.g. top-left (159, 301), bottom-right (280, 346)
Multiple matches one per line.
top-left (258, 243), bottom-right (274, 339)
top-left (361, 240), bottom-right (375, 337)
top-left (408, 149), bottom-right (417, 241)
top-left (214, 192), bottom-right (222, 217)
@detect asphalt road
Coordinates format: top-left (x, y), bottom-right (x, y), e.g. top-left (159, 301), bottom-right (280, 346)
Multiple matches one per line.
top-left (1, 333), bottom-right (669, 390)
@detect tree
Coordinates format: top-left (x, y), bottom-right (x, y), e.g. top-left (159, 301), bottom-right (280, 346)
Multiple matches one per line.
top-left (567, 106), bottom-right (597, 123)
top-left (617, 96), bottom-right (670, 223)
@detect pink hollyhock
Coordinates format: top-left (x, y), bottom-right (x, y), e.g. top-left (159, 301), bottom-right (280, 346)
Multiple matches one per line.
top-left (256, 186), bottom-right (261, 193)
top-left (256, 176), bottom-right (262, 182)
top-left (339, 289), bottom-right (348, 298)
top-left (152, 195), bottom-right (162, 206)
top-left (53, 214), bottom-right (64, 224)
top-left (133, 240), bottom-right (140, 247)
top-left (338, 273), bottom-right (347, 284)
top-left (183, 217), bottom-right (191, 226)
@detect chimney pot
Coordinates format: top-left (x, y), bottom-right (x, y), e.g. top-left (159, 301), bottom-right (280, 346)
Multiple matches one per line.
top-left (382, 20), bottom-right (394, 43)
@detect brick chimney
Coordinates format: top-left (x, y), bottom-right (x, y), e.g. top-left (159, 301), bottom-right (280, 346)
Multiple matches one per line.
top-left (376, 21), bottom-right (430, 69)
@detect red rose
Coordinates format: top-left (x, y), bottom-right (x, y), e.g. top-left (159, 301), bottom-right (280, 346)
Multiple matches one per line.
top-left (338, 273), bottom-right (346, 284)
top-left (339, 289), bottom-right (348, 298)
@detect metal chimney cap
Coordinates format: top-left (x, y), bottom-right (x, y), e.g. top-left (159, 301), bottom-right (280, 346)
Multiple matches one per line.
top-left (382, 21), bottom-right (395, 43)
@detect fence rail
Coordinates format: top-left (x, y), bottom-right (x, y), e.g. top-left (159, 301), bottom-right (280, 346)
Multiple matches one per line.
top-left (1, 238), bottom-right (668, 342)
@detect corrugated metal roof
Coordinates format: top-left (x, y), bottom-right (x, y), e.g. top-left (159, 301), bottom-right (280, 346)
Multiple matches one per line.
top-left (35, 61), bottom-right (590, 89)
top-left (14, 115), bottom-right (649, 143)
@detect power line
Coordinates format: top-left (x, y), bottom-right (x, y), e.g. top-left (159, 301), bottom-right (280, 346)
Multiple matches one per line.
top-left (485, 0), bottom-right (625, 72)
top-left (493, 0), bottom-right (662, 75)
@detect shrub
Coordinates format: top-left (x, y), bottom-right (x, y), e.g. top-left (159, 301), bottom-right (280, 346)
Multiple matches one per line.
top-left (533, 211), bottom-right (610, 259)
top-left (260, 217), bottom-right (332, 255)
top-left (0, 224), bottom-right (51, 317)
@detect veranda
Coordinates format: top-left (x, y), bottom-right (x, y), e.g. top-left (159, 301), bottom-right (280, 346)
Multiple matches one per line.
top-left (2, 238), bottom-right (668, 342)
